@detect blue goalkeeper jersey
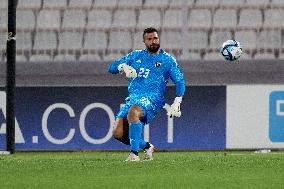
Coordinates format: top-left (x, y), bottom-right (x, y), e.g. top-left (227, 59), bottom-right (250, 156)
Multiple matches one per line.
top-left (108, 49), bottom-right (185, 106)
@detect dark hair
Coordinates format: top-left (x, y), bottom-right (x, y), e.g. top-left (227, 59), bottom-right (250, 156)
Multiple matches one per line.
top-left (143, 27), bottom-right (159, 39)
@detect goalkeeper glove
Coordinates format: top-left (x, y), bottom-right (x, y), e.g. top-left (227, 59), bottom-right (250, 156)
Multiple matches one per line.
top-left (118, 63), bottom-right (137, 78)
top-left (167, 96), bottom-right (183, 118)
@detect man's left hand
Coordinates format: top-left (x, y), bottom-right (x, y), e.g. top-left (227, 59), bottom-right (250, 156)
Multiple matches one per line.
top-left (167, 97), bottom-right (182, 118)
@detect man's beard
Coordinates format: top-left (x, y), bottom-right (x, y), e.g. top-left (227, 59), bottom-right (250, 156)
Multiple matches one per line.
top-left (147, 44), bottom-right (160, 53)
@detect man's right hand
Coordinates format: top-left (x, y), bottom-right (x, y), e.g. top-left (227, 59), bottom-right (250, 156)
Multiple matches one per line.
top-left (118, 64), bottom-right (137, 78)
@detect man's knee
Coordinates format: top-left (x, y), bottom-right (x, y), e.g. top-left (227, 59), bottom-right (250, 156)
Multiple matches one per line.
top-left (127, 105), bottom-right (143, 123)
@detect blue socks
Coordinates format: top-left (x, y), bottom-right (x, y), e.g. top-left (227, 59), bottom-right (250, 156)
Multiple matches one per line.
top-left (129, 122), bottom-right (146, 153)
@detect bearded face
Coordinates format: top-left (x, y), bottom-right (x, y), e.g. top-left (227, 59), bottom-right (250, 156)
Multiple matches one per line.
top-left (143, 32), bottom-right (160, 54)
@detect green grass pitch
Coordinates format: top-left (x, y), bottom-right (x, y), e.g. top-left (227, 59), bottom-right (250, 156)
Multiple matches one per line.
top-left (1, 151), bottom-right (284, 189)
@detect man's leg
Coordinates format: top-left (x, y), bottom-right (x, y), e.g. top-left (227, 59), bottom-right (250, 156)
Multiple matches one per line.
top-left (113, 118), bottom-right (130, 145)
top-left (113, 118), bottom-right (151, 150)
top-left (127, 105), bottom-right (145, 160)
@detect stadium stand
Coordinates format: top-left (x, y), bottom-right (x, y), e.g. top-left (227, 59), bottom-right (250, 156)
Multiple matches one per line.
top-left (58, 31), bottom-right (84, 51)
top-left (84, 31), bottom-right (108, 52)
top-left (137, 9), bottom-right (162, 29)
top-left (93, 0), bottom-right (117, 9)
top-left (213, 9), bottom-right (237, 29)
top-left (87, 9), bottom-right (112, 30)
top-left (235, 30), bottom-right (257, 51)
top-left (79, 53), bottom-right (102, 62)
top-left (36, 10), bottom-right (61, 30)
top-left (108, 31), bottom-right (132, 51)
top-left (112, 9), bottom-right (137, 30)
top-left (17, 0), bottom-right (41, 10)
top-left (209, 31), bottom-right (232, 49)
top-left (54, 54), bottom-right (77, 62)
top-left (163, 9), bottom-right (183, 29)
top-left (42, 0), bottom-right (67, 9)
top-left (17, 10), bottom-right (36, 31)
top-left (0, 0), bottom-right (283, 63)
top-left (68, 0), bottom-right (93, 9)
top-left (264, 9), bottom-right (284, 28)
top-left (33, 31), bottom-right (57, 51)
top-left (238, 9), bottom-right (262, 29)
top-left (143, 0), bottom-right (170, 9)
top-left (195, 0), bottom-right (220, 8)
top-left (169, 0), bottom-right (195, 8)
top-left (62, 10), bottom-right (86, 30)
top-left (117, 0), bottom-right (143, 8)
top-left (188, 9), bottom-right (212, 29)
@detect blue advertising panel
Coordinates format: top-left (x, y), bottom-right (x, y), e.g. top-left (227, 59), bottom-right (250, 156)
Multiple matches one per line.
top-left (0, 86), bottom-right (226, 151)
top-left (269, 91), bottom-right (284, 142)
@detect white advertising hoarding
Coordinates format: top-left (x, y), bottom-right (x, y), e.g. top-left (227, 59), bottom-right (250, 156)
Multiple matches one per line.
top-left (227, 85), bottom-right (284, 149)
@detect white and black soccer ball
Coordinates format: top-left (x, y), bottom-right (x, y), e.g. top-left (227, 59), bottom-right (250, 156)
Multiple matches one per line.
top-left (221, 40), bottom-right (242, 61)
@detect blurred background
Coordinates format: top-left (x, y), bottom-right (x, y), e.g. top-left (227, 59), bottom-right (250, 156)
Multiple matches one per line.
top-left (0, 0), bottom-right (284, 85)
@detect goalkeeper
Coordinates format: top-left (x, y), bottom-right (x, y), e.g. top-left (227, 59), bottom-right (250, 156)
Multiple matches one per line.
top-left (108, 27), bottom-right (185, 161)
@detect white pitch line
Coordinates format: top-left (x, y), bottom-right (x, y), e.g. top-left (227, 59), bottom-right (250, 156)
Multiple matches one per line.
top-left (228, 152), bottom-right (284, 156)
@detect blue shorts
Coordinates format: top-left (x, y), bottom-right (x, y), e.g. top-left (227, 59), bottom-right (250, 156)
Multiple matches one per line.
top-left (116, 96), bottom-right (164, 124)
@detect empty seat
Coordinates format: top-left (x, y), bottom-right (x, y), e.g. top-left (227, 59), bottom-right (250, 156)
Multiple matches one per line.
top-left (238, 9), bottom-right (262, 29)
top-left (256, 30), bottom-right (281, 49)
top-left (84, 31), bottom-right (108, 51)
top-left (133, 32), bottom-right (145, 50)
top-left (264, 9), bottom-right (284, 28)
top-left (36, 10), bottom-right (61, 30)
top-left (213, 9), bottom-right (237, 29)
top-left (219, 0), bottom-right (245, 6)
top-left (79, 54), bottom-right (102, 62)
top-left (62, 10), bottom-right (86, 30)
top-left (94, 0), bottom-right (118, 8)
top-left (17, 0), bottom-right (41, 9)
top-left (30, 54), bottom-right (52, 62)
top-left (235, 30), bottom-right (257, 50)
top-left (108, 31), bottom-right (132, 50)
top-left (186, 31), bottom-right (208, 50)
top-left (34, 31), bottom-right (57, 50)
top-left (195, 0), bottom-right (220, 7)
top-left (137, 9), bottom-right (161, 29)
top-left (103, 52), bottom-right (123, 61)
top-left (246, 0), bottom-right (270, 7)
top-left (54, 54), bottom-right (76, 62)
top-left (203, 51), bottom-right (223, 61)
top-left (69, 0), bottom-right (93, 8)
top-left (144, 0), bottom-right (170, 8)
top-left (42, 0), bottom-right (67, 9)
top-left (163, 10), bottom-right (183, 29)
top-left (16, 54), bottom-right (28, 62)
top-left (58, 32), bottom-right (83, 50)
top-left (117, 0), bottom-right (143, 8)
top-left (0, 31), bottom-right (5, 50)
top-left (278, 52), bottom-right (284, 60)
top-left (254, 52), bottom-right (275, 59)
top-left (209, 31), bottom-right (232, 49)
top-left (17, 31), bottom-right (33, 50)
top-left (169, 0), bottom-right (195, 8)
top-left (17, 10), bottom-right (35, 30)
top-left (188, 9), bottom-right (212, 29)
top-left (0, 0), bottom-right (7, 9)
top-left (160, 31), bottom-right (182, 50)
top-left (112, 10), bottom-right (136, 29)
top-left (271, 0), bottom-right (284, 6)
top-left (87, 9), bottom-right (112, 29)
top-left (0, 10), bottom-right (7, 31)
